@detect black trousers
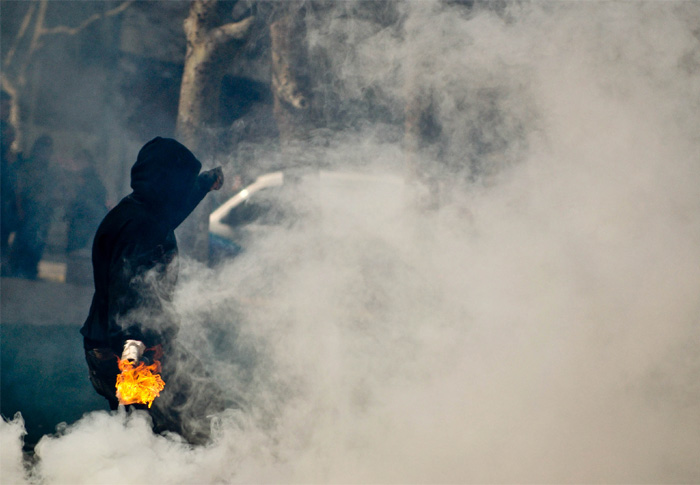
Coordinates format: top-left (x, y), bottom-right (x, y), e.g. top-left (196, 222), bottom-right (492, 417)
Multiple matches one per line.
top-left (85, 347), bottom-right (120, 411)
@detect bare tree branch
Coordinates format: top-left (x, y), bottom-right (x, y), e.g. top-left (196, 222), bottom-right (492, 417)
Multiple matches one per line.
top-left (210, 16), bottom-right (256, 45)
top-left (3, 3), bottom-right (37, 68)
top-left (0, 74), bottom-right (17, 99)
top-left (0, 73), bottom-right (20, 131)
top-left (2, 0), bottom-right (134, 148)
top-left (18, 0), bottom-right (49, 85)
top-left (40, 0), bottom-right (135, 36)
top-left (183, 0), bottom-right (217, 44)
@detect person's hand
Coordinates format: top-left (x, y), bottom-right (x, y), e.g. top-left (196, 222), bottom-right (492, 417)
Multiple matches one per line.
top-left (201, 167), bottom-right (224, 191)
top-left (121, 339), bottom-right (146, 364)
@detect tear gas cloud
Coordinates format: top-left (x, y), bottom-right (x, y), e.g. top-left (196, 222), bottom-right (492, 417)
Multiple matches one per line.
top-left (3, 1), bottom-right (700, 483)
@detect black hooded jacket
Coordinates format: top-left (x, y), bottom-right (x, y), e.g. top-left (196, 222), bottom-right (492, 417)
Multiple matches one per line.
top-left (81, 137), bottom-right (211, 353)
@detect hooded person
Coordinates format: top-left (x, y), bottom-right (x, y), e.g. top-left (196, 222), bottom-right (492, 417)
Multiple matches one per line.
top-left (1, 119), bottom-right (17, 271)
top-left (7, 134), bottom-right (56, 278)
top-left (80, 137), bottom-right (225, 444)
top-left (64, 149), bottom-right (108, 255)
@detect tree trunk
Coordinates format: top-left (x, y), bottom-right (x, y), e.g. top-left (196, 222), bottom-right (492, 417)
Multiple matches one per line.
top-left (175, 0), bottom-right (254, 262)
top-left (269, 2), bottom-right (311, 145)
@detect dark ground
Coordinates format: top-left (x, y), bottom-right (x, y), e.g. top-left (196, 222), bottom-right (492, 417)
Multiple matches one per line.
top-left (1, 277), bottom-right (107, 450)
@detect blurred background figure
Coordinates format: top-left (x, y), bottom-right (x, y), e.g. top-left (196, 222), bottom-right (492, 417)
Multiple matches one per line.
top-left (64, 149), bottom-right (107, 254)
top-left (1, 120), bottom-right (18, 273)
top-left (7, 134), bottom-right (56, 279)
top-left (1, 90), bottom-right (18, 273)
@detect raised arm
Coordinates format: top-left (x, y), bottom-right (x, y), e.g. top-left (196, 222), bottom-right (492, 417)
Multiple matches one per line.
top-left (169, 167), bottom-right (224, 230)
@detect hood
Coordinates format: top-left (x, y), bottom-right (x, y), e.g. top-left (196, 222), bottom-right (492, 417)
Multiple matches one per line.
top-left (130, 137), bottom-right (201, 214)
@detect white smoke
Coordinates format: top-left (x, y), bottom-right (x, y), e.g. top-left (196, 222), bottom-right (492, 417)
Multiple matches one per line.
top-left (3, 1), bottom-right (700, 483)
top-left (0, 414), bottom-right (27, 482)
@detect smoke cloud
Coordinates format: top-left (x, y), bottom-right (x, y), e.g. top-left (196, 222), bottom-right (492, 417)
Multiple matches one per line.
top-left (3, 1), bottom-right (700, 483)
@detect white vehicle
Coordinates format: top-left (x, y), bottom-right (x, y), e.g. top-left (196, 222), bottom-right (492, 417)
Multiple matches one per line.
top-left (209, 171), bottom-right (285, 244)
top-left (208, 169), bottom-right (409, 259)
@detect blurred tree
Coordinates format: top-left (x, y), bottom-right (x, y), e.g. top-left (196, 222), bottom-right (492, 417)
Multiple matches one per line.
top-left (0, 0), bottom-right (133, 148)
top-left (176, 0), bottom-right (255, 149)
top-left (175, 0), bottom-right (255, 262)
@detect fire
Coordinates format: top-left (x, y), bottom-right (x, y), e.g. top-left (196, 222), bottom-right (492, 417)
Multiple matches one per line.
top-left (115, 358), bottom-right (166, 408)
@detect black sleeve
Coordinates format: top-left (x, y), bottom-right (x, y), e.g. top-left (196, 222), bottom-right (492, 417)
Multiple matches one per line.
top-left (169, 173), bottom-right (212, 230)
top-left (106, 233), bottom-right (175, 350)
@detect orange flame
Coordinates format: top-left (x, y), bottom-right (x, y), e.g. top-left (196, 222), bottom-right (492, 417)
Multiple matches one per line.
top-left (115, 359), bottom-right (166, 408)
